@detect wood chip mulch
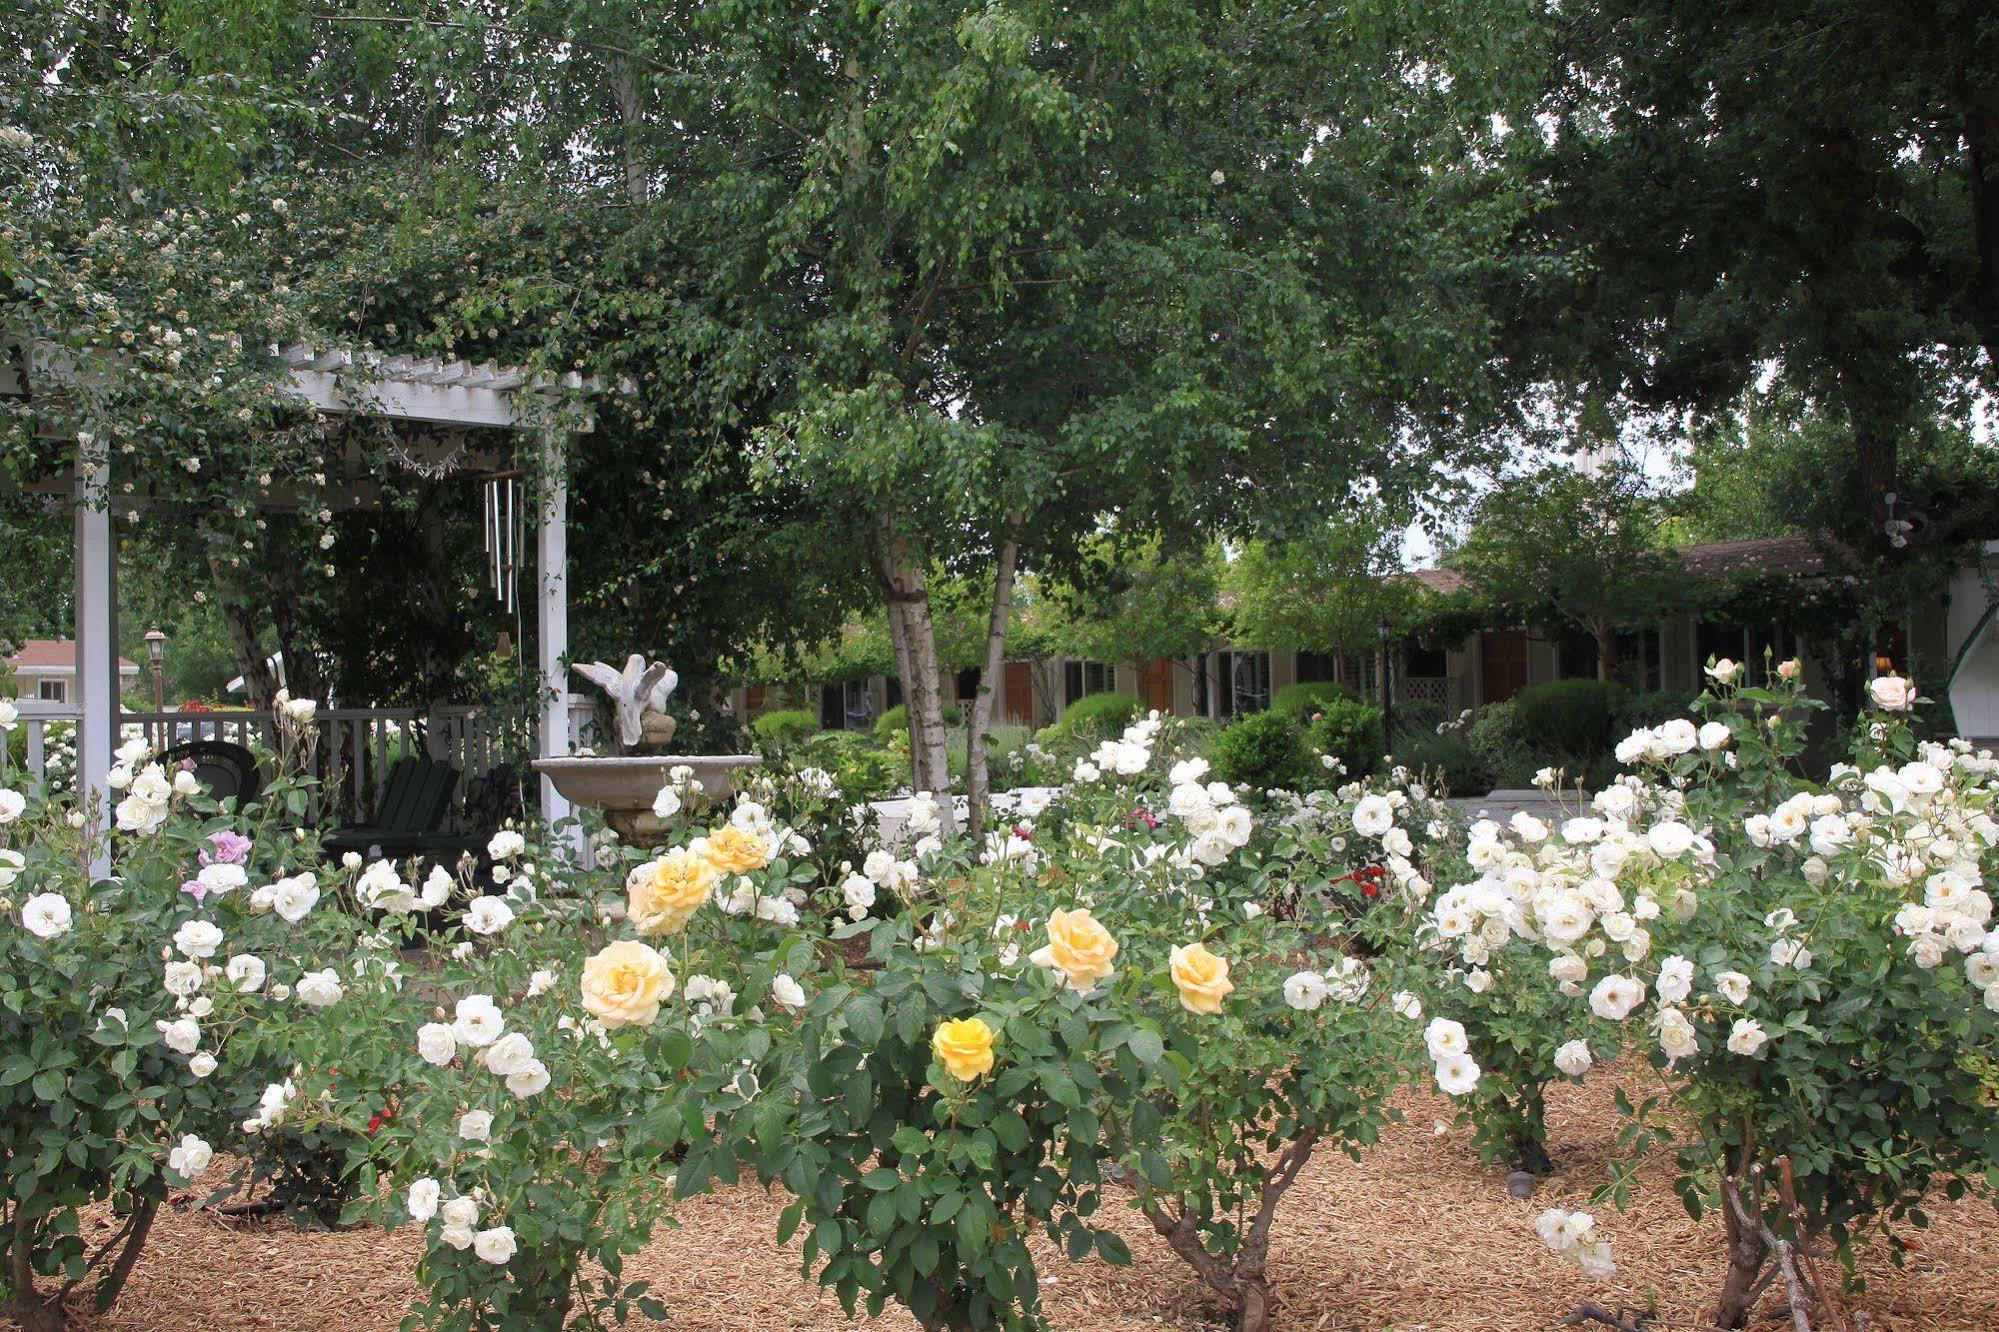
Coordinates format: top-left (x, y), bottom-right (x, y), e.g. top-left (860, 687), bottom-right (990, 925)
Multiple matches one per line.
top-left (22, 1075), bottom-right (1999, 1331)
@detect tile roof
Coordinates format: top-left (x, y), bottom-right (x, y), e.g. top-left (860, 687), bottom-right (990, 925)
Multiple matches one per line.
top-left (5, 639), bottom-right (139, 673)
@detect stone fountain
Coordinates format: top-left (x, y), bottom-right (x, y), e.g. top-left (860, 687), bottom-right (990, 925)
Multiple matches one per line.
top-left (532, 655), bottom-right (760, 847)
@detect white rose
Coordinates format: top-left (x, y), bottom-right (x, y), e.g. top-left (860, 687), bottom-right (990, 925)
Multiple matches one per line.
top-left (458, 1109), bottom-right (494, 1142)
top-left (1726, 1018), bottom-right (1769, 1056)
top-left (407, 1177), bottom-right (441, 1222)
top-left (296, 969), bottom-right (344, 1007)
top-left (0, 789), bottom-right (32, 824)
top-left (224, 954), bottom-right (266, 992)
top-left (1698, 721), bottom-right (1733, 751)
top-left (1423, 1017), bottom-right (1469, 1060)
top-left (463, 896), bottom-right (515, 936)
top-left (189, 1052), bottom-right (217, 1078)
top-left (440, 1196), bottom-right (479, 1229)
top-left (163, 960), bottom-right (204, 996)
top-left (160, 1018), bottom-right (200, 1053)
top-left (1588, 974), bottom-right (1646, 1021)
top-left (1553, 1039), bottom-right (1593, 1078)
top-left (420, 866), bottom-right (454, 909)
top-left (22, 892), bottom-right (73, 932)
top-left (271, 875), bottom-right (320, 922)
top-left (482, 1032), bottom-right (537, 1077)
top-left (1282, 971), bottom-right (1328, 1011)
top-left (771, 974), bottom-right (807, 1010)
top-left (651, 785), bottom-right (683, 820)
top-left (452, 994), bottom-right (505, 1047)
top-left (417, 1022), bottom-right (458, 1066)
top-left (1646, 821), bottom-right (1695, 860)
top-left (505, 1061), bottom-right (551, 1098)
top-left (1548, 953), bottom-right (1588, 985)
top-left (473, 1226), bottom-right (517, 1265)
top-left (168, 1134), bottom-right (213, 1180)
top-left (1352, 795), bottom-right (1394, 839)
top-left (1391, 990), bottom-right (1423, 1020)
top-left (1434, 1053), bottom-right (1481, 1097)
top-left (1656, 955), bottom-right (1694, 1004)
top-left (486, 830), bottom-right (526, 861)
top-left (172, 919), bottom-right (224, 959)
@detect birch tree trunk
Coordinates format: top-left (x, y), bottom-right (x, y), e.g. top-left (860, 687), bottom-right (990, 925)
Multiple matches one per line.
top-left (608, 55), bottom-right (648, 207)
top-left (873, 516), bottom-right (957, 833)
top-left (965, 531), bottom-right (1020, 839)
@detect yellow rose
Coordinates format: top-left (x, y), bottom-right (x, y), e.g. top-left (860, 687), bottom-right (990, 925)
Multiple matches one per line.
top-left (1169, 943), bottom-right (1234, 1015)
top-left (580, 940), bottom-right (675, 1029)
top-left (628, 848), bottom-right (719, 936)
top-left (1029, 908), bottom-right (1119, 993)
top-left (700, 824), bottom-right (772, 875)
top-left (931, 1017), bottom-right (997, 1082)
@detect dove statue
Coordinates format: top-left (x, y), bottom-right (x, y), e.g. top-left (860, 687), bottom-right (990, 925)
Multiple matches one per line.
top-left (571, 655), bottom-right (677, 751)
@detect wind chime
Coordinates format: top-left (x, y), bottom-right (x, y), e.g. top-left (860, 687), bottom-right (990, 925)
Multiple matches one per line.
top-left (483, 472), bottom-right (523, 614)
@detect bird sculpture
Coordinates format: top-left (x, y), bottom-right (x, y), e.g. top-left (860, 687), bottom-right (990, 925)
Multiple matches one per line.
top-left (571, 655), bottom-right (679, 751)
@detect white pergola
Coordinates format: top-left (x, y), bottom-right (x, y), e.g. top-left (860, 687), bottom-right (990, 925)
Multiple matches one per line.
top-left (6, 341), bottom-right (601, 846)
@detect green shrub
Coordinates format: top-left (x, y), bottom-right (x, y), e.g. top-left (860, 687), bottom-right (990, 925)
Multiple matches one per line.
top-left (1466, 700), bottom-right (1538, 789)
top-left (1616, 688), bottom-right (1700, 734)
top-left (1389, 728), bottom-right (1494, 796)
top-left (1510, 678), bottom-right (1628, 758)
top-left (872, 701), bottom-right (963, 741)
top-left (1208, 709), bottom-right (1311, 790)
top-left (1270, 680), bottom-right (1358, 723)
top-left (1388, 699), bottom-right (1444, 741)
top-left (1307, 696), bottom-right (1385, 778)
top-left (1043, 690), bottom-right (1141, 742)
top-left (750, 708), bottom-right (821, 747)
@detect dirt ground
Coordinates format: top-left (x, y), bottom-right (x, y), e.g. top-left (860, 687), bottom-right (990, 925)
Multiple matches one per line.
top-left (22, 1075), bottom-right (1999, 1331)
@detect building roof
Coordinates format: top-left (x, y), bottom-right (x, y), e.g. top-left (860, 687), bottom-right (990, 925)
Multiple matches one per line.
top-left (1407, 534), bottom-right (1832, 597)
top-left (5, 639), bottom-right (139, 674)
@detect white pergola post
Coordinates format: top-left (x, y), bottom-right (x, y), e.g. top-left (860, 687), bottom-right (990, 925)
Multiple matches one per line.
top-left (74, 448), bottom-right (115, 870)
top-left (536, 430), bottom-right (575, 847)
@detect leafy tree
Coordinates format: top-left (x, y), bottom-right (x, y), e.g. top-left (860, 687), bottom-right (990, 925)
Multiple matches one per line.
top-left (1047, 535), bottom-right (1221, 674)
top-left (1224, 519), bottom-right (1418, 659)
top-left (1496, 0), bottom-right (1999, 548)
top-left (1450, 466), bottom-right (1683, 679)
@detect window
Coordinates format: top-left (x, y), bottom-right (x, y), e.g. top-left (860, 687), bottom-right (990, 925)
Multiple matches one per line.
top-left (1405, 645), bottom-right (1446, 678)
top-left (1063, 659), bottom-right (1112, 706)
top-left (818, 681), bottom-right (875, 731)
top-left (955, 666), bottom-right (982, 703)
top-left (1216, 650), bottom-right (1270, 717)
top-left (1193, 652), bottom-right (1210, 716)
top-left (38, 679), bottom-right (65, 703)
top-left (1295, 651), bottom-right (1340, 683)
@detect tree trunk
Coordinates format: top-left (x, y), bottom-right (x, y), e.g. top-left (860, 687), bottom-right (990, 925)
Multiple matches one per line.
top-left (608, 56), bottom-right (648, 207)
top-left (965, 531), bottom-right (1020, 839)
top-left (1594, 618), bottom-right (1615, 682)
top-left (1233, 1280), bottom-right (1274, 1332)
top-left (872, 517), bottom-right (956, 834)
top-left (1712, 1198), bottom-right (1769, 1329)
top-left (8, 1226), bottom-right (64, 1332)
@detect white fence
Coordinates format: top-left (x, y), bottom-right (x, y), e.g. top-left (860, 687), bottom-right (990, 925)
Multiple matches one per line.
top-left (2, 701), bottom-right (537, 822)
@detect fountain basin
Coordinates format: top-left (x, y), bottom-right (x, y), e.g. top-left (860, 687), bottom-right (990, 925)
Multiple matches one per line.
top-left (535, 753), bottom-right (761, 847)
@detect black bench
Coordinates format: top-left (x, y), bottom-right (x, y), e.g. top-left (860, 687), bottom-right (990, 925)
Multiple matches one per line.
top-left (321, 756), bottom-right (465, 860)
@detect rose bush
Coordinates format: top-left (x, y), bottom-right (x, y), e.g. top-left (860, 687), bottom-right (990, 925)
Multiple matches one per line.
top-left (1420, 666), bottom-right (1999, 1327)
top-left (0, 720), bottom-right (369, 1331)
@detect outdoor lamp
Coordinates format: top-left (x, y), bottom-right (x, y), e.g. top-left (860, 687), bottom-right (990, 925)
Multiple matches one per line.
top-left (144, 627), bottom-right (167, 711)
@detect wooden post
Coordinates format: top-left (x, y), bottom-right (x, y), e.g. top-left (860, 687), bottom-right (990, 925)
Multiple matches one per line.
top-left (75, 447), bottom-right (115, 872)
top-left (536, 431), bottom-right (575, 850)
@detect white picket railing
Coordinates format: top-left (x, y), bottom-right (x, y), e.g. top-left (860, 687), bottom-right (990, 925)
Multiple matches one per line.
top-left (3, 702), bottom-right (536, 822)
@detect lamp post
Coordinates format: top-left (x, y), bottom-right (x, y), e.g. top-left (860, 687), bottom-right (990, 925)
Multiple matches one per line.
top-left (1377, 618), bottom-right (1393, 748)
top-left (143, 627), bottom-right (166, 712)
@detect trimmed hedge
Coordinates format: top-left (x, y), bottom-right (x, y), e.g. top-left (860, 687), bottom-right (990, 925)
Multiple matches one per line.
top-left (1041, 690), bottom-right (1142, 742)
top-left (873, 701), bottom-right (964, 741)
top-left (1270, 680), bottom-right (1358, 723)
top-left (750, 708), bottom-right (820, 747)
top-left (1511, 678), bottom-right (1628, 758)
top-left (1307, 696), bottom-right (1385, 778)
top-left (1209, 709), bottom-right (1311, 790)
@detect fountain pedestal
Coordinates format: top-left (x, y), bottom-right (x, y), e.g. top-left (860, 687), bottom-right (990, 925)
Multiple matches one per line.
top-left (533, 753), bottom-right (761, 848)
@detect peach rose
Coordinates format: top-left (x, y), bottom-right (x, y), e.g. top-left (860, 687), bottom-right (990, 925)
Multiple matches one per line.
top-left (1029, 908), bottom-right (1119, 993)
top-left (580, 940), bottom-right (674, 1029)
top-left (931, 1017), bottom-right (997, 1081)
top-left (628, 849), bottom-right (719, 936)
top-left (1169, 943), bottom-right (1234, 1015)
top-left (1868, 674), bottom-right (1914, 712)
top-left (700, 824), bottom-right (772, 875)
